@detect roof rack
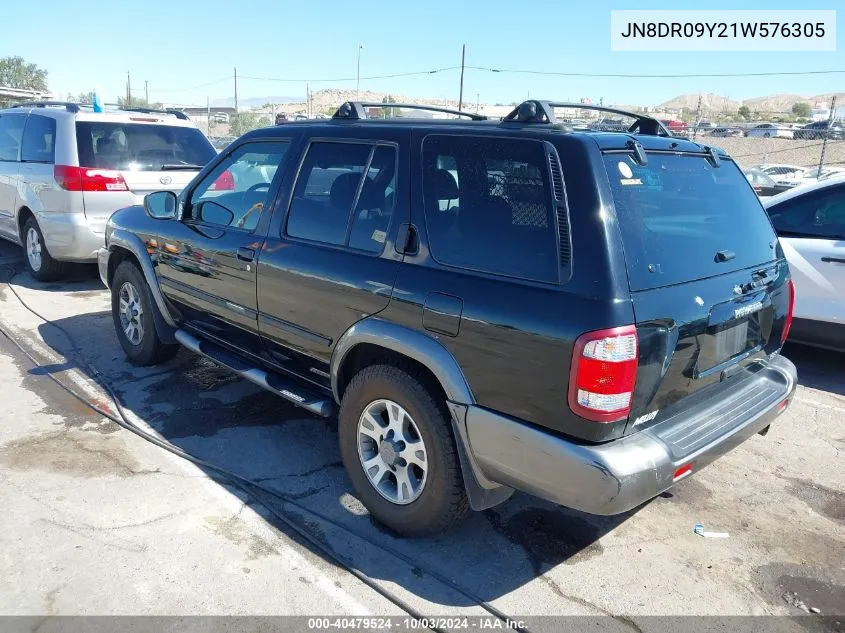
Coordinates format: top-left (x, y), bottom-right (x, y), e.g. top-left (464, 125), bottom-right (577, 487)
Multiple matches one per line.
top-left (333, 101), bottom-right (487, 121)
top-left (118, 106), bottom-right (190, 120)
top-left (10, 101), bottom-right (80, 113)
top-left (503, 100), bottom-right (670, 136)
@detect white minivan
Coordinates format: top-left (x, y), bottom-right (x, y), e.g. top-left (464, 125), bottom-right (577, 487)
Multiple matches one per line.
top-left (0, 102), bottom-right (217, 280)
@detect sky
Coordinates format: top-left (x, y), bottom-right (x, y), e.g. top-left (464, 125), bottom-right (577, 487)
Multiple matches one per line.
top-left (3, 0), bottom-right (843, 108)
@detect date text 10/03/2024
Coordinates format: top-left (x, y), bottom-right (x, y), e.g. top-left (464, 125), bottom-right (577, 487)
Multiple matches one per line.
top-left (307, 617), bottom-right (527, 630)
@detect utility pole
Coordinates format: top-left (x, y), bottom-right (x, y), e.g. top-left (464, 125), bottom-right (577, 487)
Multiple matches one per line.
top-left (234, 67), bottom-right (239, 125)
top-left (306, 82), bottom-right (310, 118)
top-left (817, 95), bottom-right (837, 176)
top-left (476, 92), bottom-right (480, 114)
top-left (207, 96), bottom-right (211, 134)
top-left (693, 94), bottom-right (703, 139)
top-left (145, 80), bottom-right (149, 104)
top-left (356, 45), bottom-right (364, 99)
top-left (458, 44), bottom-right (466, 111)
top-left (126, 71), bottom-right (131, 105)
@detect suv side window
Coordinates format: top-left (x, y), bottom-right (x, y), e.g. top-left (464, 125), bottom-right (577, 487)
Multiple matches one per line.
top-left (768, 184), bottom-right (845, 240)
top-left (21, 115), bottom-right (56, 163)
top-left (421, 135), bottom-right (558, 283)
top-left (286, 141), bottom-right (397, 253)
top-left (188, 141), bottom-right (289, 231)
top-left (0, 114), bottom-right (26, 162)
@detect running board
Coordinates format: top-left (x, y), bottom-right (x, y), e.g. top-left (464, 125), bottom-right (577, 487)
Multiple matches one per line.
top-left (174, 329), bottom-right (335, 418)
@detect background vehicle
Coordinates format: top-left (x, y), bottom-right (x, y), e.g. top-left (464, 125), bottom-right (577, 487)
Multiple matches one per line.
top-left (711, 127), bottom-right (744, 137)
top-left (794, 121), bottom-right (845, 140)
top-left (0, 101), bottom-right (217, 280)
top-left (659, 119), bottom-right (689, 137)
top-left (764, 179), bottom-right (845, 351)
top-left (98, 99), bottom-right (797, 536)
top-left (745, 123), bottom-right (794, 139)
top-left (745, 168), bottom-right (791, 197)
top-left (787, 165), bottom-right (845, 187)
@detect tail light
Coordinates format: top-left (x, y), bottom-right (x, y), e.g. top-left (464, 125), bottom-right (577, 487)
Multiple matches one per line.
top-left (208, 170), bottom-right (234, 191)
top-left (781, 279), bottom-right (795, 344)
top-left (568, 325), bottom-right (639, 423)
top-left (54, 165), bottom-right (128, 192)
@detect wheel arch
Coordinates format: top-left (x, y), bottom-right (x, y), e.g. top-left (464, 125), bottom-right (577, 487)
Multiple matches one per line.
top-left (331, 318), bottom-right (474, 406)
top-left (17, 207), bottom-right (35, 244)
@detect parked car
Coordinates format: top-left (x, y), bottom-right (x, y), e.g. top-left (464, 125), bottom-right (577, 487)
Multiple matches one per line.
top-left (793, 121), bottom-right (845, 141)
top-left (211, 112), bottom-right (230, 124)
top-left (210, 136), bottom-right (236, 152)
top-left (97, 99), bottom-right (797, 536)
top-left (744, 168), bottom-right (791, 197)
top-left (785, 165), bottom-right (845, 187)
top-left (764, 178), bottom-right (845, 351)
top-left (745, 123), bottom-right (794, 139)
top-left (0, 101), bottom-right (217, 280)
top-left (590, 117), bottom-right (628, 132)
top-left (659, 119), bottom-right (689, 137)
top-left (754, 164), bottom-right (806, 181)
top-left (711, 127), bottom-right (744, 138)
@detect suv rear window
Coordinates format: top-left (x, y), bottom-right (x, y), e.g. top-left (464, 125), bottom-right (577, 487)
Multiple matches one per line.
top-left (604, 153), bottom-right (777, 291)
top-left (75, 122), bottom-right (216, 171)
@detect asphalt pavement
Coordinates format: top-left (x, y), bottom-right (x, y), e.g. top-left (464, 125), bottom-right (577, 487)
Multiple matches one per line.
top-left (0, 240), bottom-right (843, 627)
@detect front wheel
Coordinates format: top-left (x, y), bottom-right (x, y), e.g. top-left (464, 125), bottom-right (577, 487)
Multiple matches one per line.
top-left (111, 261), bottom-right (179, 365)
top-left (339, 364), bottom-right (468, 536)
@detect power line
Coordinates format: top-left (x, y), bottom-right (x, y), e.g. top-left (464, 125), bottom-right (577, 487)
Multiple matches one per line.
top-left (151, 76), bottom-right (233, 93)
top-left (466, 66), bottom-right (845, 79)
top-left (238, 66), bottom-right (461, 83)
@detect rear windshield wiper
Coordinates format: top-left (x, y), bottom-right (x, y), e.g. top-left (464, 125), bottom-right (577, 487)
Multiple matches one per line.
top-left (160, 164), bottom-right (205, 171)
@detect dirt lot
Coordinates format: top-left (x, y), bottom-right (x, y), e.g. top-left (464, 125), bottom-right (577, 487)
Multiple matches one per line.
top-left (0, 240), bottom-right (843, 627)
top-left (686, 136), bottom-right (844, 171)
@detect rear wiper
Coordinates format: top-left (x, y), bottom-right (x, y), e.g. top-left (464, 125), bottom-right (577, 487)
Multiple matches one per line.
top-left (161, 164), bottom-right (205, 171)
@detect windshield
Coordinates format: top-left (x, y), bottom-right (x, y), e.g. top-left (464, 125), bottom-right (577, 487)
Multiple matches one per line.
top-left (76, 121), bottom-right (216, 171)
top-left (604, 152), bottom-right (778, 291)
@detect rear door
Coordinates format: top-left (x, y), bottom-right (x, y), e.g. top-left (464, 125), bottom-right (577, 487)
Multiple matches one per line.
top-left (74, 117), bottom-right (217, 233)
top-left (256, 130), bottom-right (409, 387)
top-left (765, 182), bottom-right (845, 326)
top-left (601, 150), bottom-right (791, 431)
top-left (155, 139), bottom-right (292, 357)
top-left (0, 113), bottom-right (26, 240)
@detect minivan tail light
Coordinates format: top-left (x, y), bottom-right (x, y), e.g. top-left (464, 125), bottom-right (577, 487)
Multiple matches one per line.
top-left (568, 325), bottom-right (639, 423)
top-left (54, 165), bottom-right (128, 192)
top-left (781, 279), bottom-right (795, 344)
top-left (208, 170), bottom-right (235, 191)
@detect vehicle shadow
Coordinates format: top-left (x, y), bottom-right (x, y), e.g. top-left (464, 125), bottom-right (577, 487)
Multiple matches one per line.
top-left (0, 240), bottom-right (102, 292)
top-left (36, 310), bottom-right (634, 608)
top-left (783, 343), bottom-right (845, 398)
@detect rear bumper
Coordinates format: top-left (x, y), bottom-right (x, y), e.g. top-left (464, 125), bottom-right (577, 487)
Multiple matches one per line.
top-left (36, 211), bottom-right (105, 263)
top-left (465, 354), bottom-right (797, 515)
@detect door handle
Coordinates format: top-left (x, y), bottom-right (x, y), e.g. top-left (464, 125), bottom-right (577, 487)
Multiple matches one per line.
top-left (821, 257), bottom-right (845, 264)
top-left (236, 247), bottom-right (255, 262)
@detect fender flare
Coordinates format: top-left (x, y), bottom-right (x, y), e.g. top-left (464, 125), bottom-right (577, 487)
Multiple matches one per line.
top-left (330, 318), bottom-right (513, 510)
top-left (107, 229), bottom-right (177, 343)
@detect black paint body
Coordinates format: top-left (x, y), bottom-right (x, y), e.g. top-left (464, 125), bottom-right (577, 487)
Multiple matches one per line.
top-left (107, 118), bottom-right (792, 444)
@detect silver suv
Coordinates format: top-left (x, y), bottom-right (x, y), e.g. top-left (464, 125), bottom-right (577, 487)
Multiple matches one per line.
top-left (0, 101), bottom-right (217, 280)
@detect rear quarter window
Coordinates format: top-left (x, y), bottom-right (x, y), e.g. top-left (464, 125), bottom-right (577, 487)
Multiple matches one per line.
top-left (604, 153), bottom-right (777, 291)
top-left (421, 135), bottom-right (559, 283)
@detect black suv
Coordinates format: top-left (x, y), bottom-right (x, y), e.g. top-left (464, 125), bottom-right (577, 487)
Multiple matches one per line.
top-left (99, 100), bottom-right (797, 536)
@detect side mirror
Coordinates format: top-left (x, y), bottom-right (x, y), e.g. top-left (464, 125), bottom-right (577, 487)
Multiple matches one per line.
top-left (143, 191), bottom-right (178, 220)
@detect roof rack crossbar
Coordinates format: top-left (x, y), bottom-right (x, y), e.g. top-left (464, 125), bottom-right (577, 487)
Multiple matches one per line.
top-left (333, 101), bottom-right (487, 121)
top-left (118, 106), bottom-right (190, 120)
top-left (503, 100), bottom-right (671, 136)
top-left (10, 100), bottom-right (80, 113)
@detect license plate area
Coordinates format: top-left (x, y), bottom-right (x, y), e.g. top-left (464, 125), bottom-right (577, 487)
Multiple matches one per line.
top-left (696, 295), bottom-right (769, 377)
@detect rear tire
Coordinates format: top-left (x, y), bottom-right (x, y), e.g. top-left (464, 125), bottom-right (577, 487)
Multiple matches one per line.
top-left (22, 217), bottom-right (64, 282)
top-left (339, 363), bottom-right (469, 537)
top-left (111, 261), bottom-right (179, 366)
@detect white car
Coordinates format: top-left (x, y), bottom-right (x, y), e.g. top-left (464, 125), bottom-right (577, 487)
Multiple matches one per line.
top-left (763, 178), bottom-right (845, 351)
top-left (746, 123), bottom-right (794, 139)
top-left (786, 166), bottom-right (845, 187)
top-left (752, 163), bottom-right (806, 187)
